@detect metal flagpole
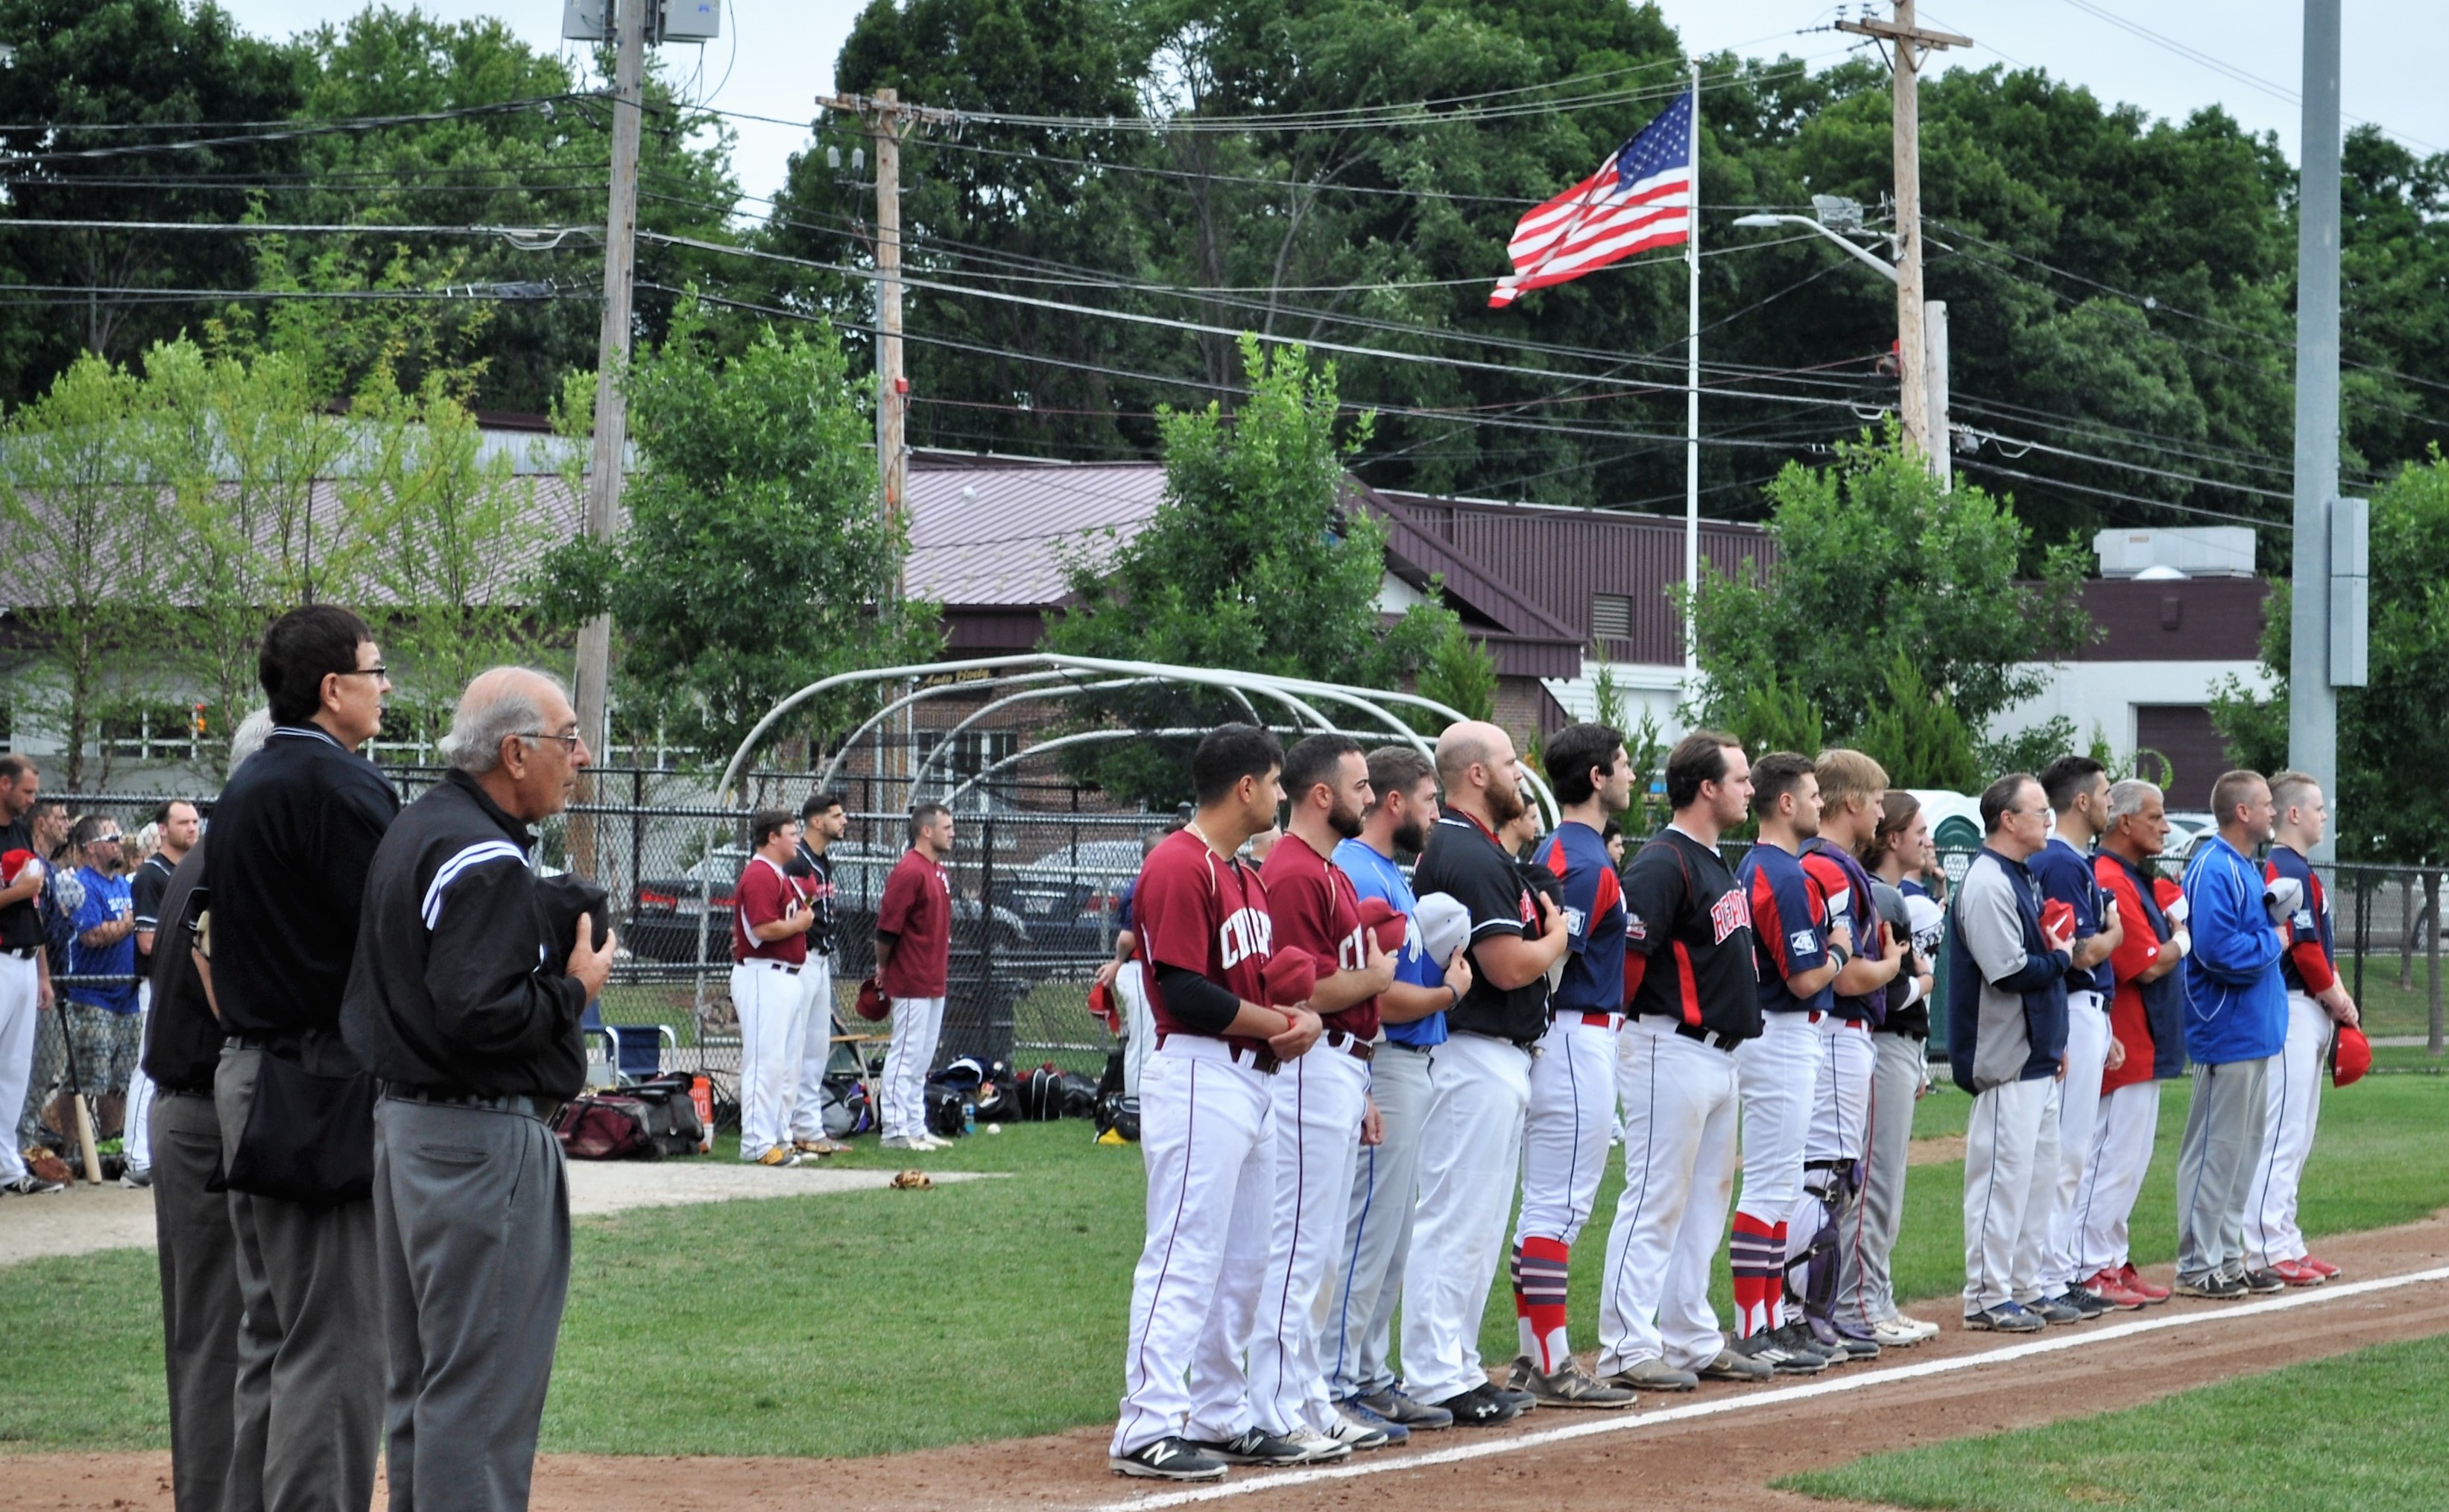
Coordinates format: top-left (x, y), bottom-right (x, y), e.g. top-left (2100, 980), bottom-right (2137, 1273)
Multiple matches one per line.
top-left (1683, 60), bottom-right (1701, 684)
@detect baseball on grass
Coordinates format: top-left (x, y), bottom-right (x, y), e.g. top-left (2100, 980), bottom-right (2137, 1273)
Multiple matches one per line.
top-left (985, 1123), bottom-right (1002, 1134)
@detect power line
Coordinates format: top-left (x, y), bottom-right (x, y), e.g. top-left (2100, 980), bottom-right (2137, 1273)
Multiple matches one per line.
top-left (0, 98), bottom-right (574, 168)
top-left (0, 217), bottom-right (598, 249)
top-left (1954, 458), bottom-right (2287, 530)
top-left (0, 280), bottom-right (582, 305)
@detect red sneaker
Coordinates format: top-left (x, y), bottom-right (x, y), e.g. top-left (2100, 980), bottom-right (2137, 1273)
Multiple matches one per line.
top-left (2119, 1262), bottom-right (2172, 1304)
top-left (2269, 1259), bottom-right (2327, 1287)
top-left (2082, 1269), bottom-right (2151, 1309)
top-left (2300, 1255), bottom-right (2343, 1280)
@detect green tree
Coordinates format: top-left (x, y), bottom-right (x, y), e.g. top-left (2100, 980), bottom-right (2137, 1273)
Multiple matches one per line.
top-left (1852, 651), bottom-right (1981, 791)
top-left (1042, 334), bottom-right (1456, 803)
top-left (1688, 430), bottom-right (2094, 752)
top-left (2211, 451), bottom-right (2449, 864)
top-left (530, 303), bottom-right (935, 767)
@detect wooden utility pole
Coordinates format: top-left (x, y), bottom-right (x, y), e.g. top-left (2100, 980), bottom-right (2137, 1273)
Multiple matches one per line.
top-left (1839, 1), bottom-right (1969, 469)
top-left (575, 0), bottom-right (646, 811)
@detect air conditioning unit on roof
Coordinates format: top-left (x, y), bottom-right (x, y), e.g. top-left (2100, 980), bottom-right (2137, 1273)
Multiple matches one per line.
top-left (2091, 527), bottom-right (2255, 580)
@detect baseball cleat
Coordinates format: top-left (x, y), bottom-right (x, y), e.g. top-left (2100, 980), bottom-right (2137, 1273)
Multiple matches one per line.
top-left (2171, 1273), bottom-right (2246, 1300)
top-left (1189, 1428), bottom-right (1321, 1466)
top-left (1769, 1321), bottom-right (1840, 1368)
top-left (1521, 1361), bottom-right (1639, 1410)
top-left (751, 1146), bottom-right (803, 1167)
top-left (2079, 1270), bottom-right (2150, 1309)
top-left (1731, 1330), bottom-right (1824, 1375)
top-left (2117, 1262), bottom-right (2173, 1303)
top-left (1111, 1437), bottom-right (1227, 1481)
top-left (2057, 1287), bottom-right (2115, 1320)
top-left (1, 1172), bottom-right (67, 1196)
top-left (1607, 1357), bottom-right (1699, 1392)
top-left (2240, 1268), bottom-right (2289, 1294)
top-left (1805, 1315), bottom-right (1880, 1360)
top-left (2300, 1255), bottom-right (2342, 1279)
top-left (1333, 1400), bottom-right (1409, 1446)
top-left (1698, 1346), bottom-right (1774, 1382)
top-left (2268, 1259), bottom-right (2326, 1287)
top-left (1353, 1388), bottom-right (1452, 1429)
top-left (1274, 1427), bottom-right (1356, 1463)
top-left (2029, 1295), bottom-right (2085, 1325)
top-left (1317, 1414), bottom-right (1393, 1452)
top-left (118, 1165), bottom-right (154, 1189)
top-left (1870, 1316), bottom-right (1933, 1348)
top-left (1964, 1302), bottom-right (2045, 1332)
top-left (1431, 1385), bottom-right (1522, 1427)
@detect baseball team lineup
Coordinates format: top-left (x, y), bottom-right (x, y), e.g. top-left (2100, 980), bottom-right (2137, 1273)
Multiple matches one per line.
top-left (1100, 718), bottom-right (2363, 1484)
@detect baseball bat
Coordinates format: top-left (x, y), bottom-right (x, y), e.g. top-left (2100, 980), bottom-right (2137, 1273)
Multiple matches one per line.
top-left (53, 1001), bottom-right (105, 1185)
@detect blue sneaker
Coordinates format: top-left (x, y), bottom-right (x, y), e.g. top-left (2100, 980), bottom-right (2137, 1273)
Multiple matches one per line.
top-left (1333, 1398), bottom-right (1409, 1445)
top-left (1963, 1300), bottom-right (2045, 1333)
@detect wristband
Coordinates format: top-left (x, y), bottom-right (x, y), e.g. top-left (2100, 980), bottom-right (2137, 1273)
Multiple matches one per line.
top-left (1827, 941), bottom-right (1852, 969)
top-left (1447, 984), bottom-right (1462, 1010)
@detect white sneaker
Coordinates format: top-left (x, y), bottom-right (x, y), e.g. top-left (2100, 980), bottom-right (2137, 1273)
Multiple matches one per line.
top-left (1318, 1413), bottom-right (1391, 1451)
top-left (1879, 1314), bottom-right (1941, 1344)
top-left (1275, 1427), bottom-right (1354, 1464)
top-left (1870, 1317), bottom-right (1927, 1347)
top-left (879, 1135), bottom-right (924, 1151)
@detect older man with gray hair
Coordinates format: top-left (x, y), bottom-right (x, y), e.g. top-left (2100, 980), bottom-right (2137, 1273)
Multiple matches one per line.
top-left (341, 668), bottom-right (615, 1512)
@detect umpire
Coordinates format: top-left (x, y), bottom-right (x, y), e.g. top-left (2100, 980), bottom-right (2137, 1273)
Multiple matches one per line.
top-left (342, 668), bottom-right (613, 1512)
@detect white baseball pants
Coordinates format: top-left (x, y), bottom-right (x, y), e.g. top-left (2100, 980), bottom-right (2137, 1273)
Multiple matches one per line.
top-left (786, 955), bottom-right (837, 1142)
top-left (2249, 993), bottom-right (2333, 1268)
top-left (1804, 1013), bottom-right (1874, 1165)
top-left (1248, 1043), bottom-right (1372, 1436)
top-left (1962, 1075), bottom-right (2061, 1315)
top-left (0, 953), bottom-right (37, 1183)
top-left (1734, 1010), bottom-right (1818, 1334)
top-left (124, 982), bottom-right (156, 1174)
top-left (1111, 1037), bottom-right (1276, 1458)
top-left (731, 960), bottom-right (812, 1158)
top-left (1324, 1042), bottom-right (1430, 1402)
top-left (1400, 1031), bottom-right (1531, 1405)
top-left (1596, 1018), bottom-right (1740, 1376)
top-left (2073, 1080), bottom-right (2161, 1277)
top-left (1835, 1029), bottom-right (1927, 1331)
top-left (1516, 1013), bottom-right (1619, 1248)
top-left (1118, 962), bottom-right (1155, 1101)
top-left (882, 995), bottom-right (947, 1143)
top-left (2041, 991), bottom-right (2111, 1293)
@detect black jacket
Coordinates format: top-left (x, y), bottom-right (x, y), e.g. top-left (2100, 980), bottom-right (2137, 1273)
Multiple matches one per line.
top-left (341, 770), bottom-right (587, 1097)
top-left (139, 841), bottom-right (222, 1094)
top-left (202, 725), bottom-right (399, 1037)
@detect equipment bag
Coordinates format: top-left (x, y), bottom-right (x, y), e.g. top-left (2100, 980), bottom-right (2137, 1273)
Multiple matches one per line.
top-left (620, 1074), bottom-right (707, 1158)
top-left (820, 1073), bottom-right (874, 1138)
top-left (1014, 1063), bottom-right (1066, 1122)
top-left (552, 1095), bottom-right (659, 1160)
top-left (923, 1085), bottom-right (969, 1139)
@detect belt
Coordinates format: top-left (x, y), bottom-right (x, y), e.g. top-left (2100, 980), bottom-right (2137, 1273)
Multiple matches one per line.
top-left (1667, 1019), bottom-right (1742, 1054)
top-left (1381, 1040), bottom-right (1431, 1055)
top-left (1578, 1011), bottom-right (1622, 1029)
top-left (383, 1084), bottom-right (563, 1122)
top-left (1, 945), bottom-right (39, 960)
top-left (1808, 1010), bottom-right (1870, 1031)
top-left (1155, 1034), bottom-right (1281, 1075)
top-left (158, 1086), bottom-right (215, 1101)
top-left (1323, 1028), bottom-right (1375, 1062)
top-left (737, 958), bottom-right (801, 975)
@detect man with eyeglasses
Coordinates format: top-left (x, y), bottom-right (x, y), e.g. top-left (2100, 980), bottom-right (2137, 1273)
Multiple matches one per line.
top-left (204, 604), bottom-right (402, 1512)
top-left (1947, 773), bottom-right (2076, 1335)
top-left (344, 667), bottom-right (613, 1512)
top-left (62, 814), bottom-right (142, 1139)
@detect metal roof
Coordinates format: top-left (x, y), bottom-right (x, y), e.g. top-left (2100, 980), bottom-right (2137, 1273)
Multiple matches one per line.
top-left (904, 460), bottom-right (1163, 607)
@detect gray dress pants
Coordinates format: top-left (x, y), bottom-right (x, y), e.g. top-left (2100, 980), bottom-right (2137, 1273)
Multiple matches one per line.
top-left (1836, 1030), bottom-right (1925, 1330)
top-left (373, 1095), bottom-right (572, 1512)
top-left (150, 1089), bottom-right (244, 1512)
top-left (215, 1046), bottom-right (383, 1512)
top-left (2176, 1054), bottom-right (2273, 1283)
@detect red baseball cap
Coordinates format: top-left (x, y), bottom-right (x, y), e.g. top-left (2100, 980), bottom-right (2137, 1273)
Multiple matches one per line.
top-left (1086, 978), bottom-right (1119, 1034)
top-left (1262, 952), bottom-right (1317, 1008)
top-left (0, 849), bottom-right (34, 885)
top-left (2041, 898), bottom-right (2076, 940)
top-left (2333, 1024), bottom-right (2372, 1088)
top-left (1354, 896), bottom-right (1406, 957)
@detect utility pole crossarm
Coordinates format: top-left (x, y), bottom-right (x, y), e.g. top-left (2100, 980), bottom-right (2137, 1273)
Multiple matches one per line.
top-left (1834, 17), bottom-right (1974, 51)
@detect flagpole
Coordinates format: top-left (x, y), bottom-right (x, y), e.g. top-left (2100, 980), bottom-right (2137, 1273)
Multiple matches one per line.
top-left (1682, 60), bottom-right (1701, 686)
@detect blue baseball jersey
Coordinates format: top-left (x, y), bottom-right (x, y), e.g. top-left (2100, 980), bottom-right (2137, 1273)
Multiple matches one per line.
top-left (66, 865), bottom-right (138, 1014)
top-left (1533, 820), bottom-right (1628, 1014)
top-left (2264, 844), bottom-right (2337, 996)
top-left (1738, 841), bottom-right (1833, 1015)
top-left (2029, 835), bottom-right (2113, 997)
top-left (1335, 837), bottom-right (1446, 1047)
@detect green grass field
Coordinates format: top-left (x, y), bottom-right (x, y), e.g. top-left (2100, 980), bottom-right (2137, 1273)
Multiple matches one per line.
top-left (5, 1068), bottom-right (2446, 1460)
top-left (2337, 955), bottom-right (2442, 1043)
top-left (1777, 1332), bottom-right (2449, 1511)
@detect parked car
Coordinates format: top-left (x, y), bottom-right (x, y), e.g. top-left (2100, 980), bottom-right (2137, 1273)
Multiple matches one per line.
top-left (991, 838), bottom-right (1149, 955)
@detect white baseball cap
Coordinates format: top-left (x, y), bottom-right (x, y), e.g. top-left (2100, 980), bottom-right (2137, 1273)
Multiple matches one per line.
top-left (1413, 891), bottom-right (1471, 968)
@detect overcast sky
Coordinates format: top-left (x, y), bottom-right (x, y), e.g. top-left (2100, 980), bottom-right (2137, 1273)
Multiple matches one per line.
top-left (220, 0), bottom-right (2448, 203)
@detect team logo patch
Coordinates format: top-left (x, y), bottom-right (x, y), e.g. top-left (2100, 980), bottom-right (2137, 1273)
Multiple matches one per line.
top-left (1564, 905), bottom-right (1587, 938)
top-left (1789, 928), bottom-right (1817, 958)
top-left (1625, 911), bottom-right (1649, 942)
top-left (2292, 908), bottom-right (2315, 931)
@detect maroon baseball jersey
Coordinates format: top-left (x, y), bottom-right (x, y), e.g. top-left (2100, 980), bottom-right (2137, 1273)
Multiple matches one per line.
top-left (1134, 827), bottom-right (1276, 1057)
top-left (876, 849), bottom-right (951, 997)
top-left (731, 854), bottom-right (809, 966)
top-left (1260, 829), bottom-right (1380, 1041)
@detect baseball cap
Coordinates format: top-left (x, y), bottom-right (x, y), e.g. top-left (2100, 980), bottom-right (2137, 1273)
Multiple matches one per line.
top-left (1262, 951), bottom-right (1316, 1007)
top-left (1354, 895), bottom-right (1408, 957)
top-left (1414, 891), bottom-right (1470, 968)
top-left (2333, 1024), bottom-right (2372, 1088)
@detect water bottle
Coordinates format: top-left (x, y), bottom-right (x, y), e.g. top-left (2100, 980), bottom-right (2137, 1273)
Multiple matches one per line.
top-left (961, 1098), bottom-right (976, 1138)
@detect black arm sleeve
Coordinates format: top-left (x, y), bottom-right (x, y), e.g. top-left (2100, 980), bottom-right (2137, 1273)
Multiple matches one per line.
top-left (1155, 964), bottom-right (1243, 1035)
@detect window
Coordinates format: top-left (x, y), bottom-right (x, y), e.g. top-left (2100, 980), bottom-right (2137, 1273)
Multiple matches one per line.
top-left (1590, 592), bottom-right (1633, 642)
top-left (917, 727), bottom-right (1020, 809)
top-left (101, 701), bottom-right (205, 763)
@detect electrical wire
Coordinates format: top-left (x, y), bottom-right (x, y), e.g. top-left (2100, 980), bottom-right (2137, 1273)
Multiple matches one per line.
top-left (0, 97), bottom-right (575, 167)
top-left (0, 217), bottom-right (598, 249)
top-left (1955, 456), bottom-right (2288, 530)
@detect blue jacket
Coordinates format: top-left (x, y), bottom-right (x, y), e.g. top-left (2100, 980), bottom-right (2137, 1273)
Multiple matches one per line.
top-left (1946, 847), bottom-right (2070, 1094)
top-left (2179, 835), bottom-right (2287, 1064)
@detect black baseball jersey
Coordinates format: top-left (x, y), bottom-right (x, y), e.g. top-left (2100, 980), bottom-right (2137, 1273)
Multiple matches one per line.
top-left (1414, 812), bottom-right (1549, 1045)
top-left (1622, 826), bottom-right (1762, 1044)
top-left (130, 851), bottom-right (175, 978)
top-left (791, 840), bottom-right (837, 955)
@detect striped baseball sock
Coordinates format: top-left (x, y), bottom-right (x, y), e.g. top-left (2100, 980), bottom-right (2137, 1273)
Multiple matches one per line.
top-left (1511, 1237), bottom-right (1573, 1372)
top-left (1731, 1212), bottom-right (1782, 1337)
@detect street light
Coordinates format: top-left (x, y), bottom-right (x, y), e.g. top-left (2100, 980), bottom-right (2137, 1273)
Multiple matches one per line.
top-left (1732, 207), bottom-right (1954, 485)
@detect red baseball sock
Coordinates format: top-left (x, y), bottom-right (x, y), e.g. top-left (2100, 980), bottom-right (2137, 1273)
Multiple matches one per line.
top-left (1514, 1237), bottom-right (1573, 1371)
top-left (1731, 1212), bottom-right (1780, 1338)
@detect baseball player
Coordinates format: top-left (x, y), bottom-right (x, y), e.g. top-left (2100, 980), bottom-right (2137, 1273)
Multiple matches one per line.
top-left (2250, 771), bottom-right (2358, 1285)
top-left (1109, 725), bottom-right (1330, 1483)
top-left (1504, 722), bottom-right (1640, 1408)
top-left (1794, 749), bottom-right (1907, 1357)
top-left (1729, 753), bottom-right (1844, 1373)
top-left (730, 809), bottom-right (820, 1166)
top-left (2076, 778), bottom-right (2187, 1306)
top-left (1324, 746), bottom-right (1469, 1435)
top-left (785, 790), bottom-right (850, 1157)
top-left (2029, 755), bottom-right (2127, 1322)
top-left (1248, 735), bottom-right (1398, 1457)
top-left (1402, 721), bottom-right (1568, 1426)
top-left (1593, 730), bottom-right (1770, 1391)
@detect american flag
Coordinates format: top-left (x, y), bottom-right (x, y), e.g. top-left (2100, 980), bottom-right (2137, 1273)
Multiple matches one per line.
top-left (1488, 89), bottom-right (1693, 309)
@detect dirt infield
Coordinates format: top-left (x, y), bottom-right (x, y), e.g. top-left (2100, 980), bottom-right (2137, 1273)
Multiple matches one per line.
top-left (15, 1208), bottom-right (2449, 1512)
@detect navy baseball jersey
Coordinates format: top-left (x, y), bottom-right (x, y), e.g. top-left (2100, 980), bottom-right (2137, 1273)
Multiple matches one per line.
top-left (1802, 836), bottom-right (1883, 1023)
top-left (1739, 841), bottom-right (1833, 1016)
top-left (2029, 835), bottom-right (2113, 996)
top-left (1533, 820), bottom-right (1627, 1014)
top-left (2265, 844), bottom-right (2337, 996)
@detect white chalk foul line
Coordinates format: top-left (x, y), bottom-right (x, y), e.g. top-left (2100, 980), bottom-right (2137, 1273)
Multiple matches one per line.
top-left (1092, 1261), bottom-right (2449, 1511)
